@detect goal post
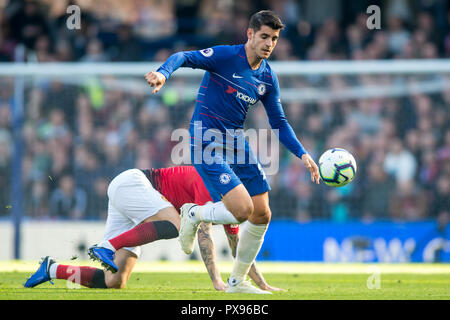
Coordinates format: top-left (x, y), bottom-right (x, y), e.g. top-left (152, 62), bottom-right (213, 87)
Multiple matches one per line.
top-left (1, 59), bottom-right (450, 76)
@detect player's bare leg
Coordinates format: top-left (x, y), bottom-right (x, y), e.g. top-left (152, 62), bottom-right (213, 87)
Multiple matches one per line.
top-left (104, 249), bottom-right (138, 289)
top-left (179, 184), bottom-right (252, 254)
top-left (221, 185), bottom-right (254, 222)
top-left (226, 192), bottom-right (272, 294)
top-left (248, 192), bottom-right (271, 225)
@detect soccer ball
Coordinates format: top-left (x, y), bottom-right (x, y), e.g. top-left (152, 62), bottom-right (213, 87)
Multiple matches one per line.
top-left (318, 148), bottom-right (357, 187)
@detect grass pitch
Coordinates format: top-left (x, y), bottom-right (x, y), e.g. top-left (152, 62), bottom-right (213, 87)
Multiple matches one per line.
top-left (0, 261), bottom-right (448, 300)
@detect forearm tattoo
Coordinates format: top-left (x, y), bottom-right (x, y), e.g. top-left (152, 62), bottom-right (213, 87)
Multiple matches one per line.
top-left (225, 232), bottom-right (238, 258)
top-left (198, 222), bottom-right (220, 281)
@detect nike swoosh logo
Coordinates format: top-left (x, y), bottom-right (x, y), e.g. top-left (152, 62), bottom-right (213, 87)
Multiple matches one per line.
top-left (232, 73), bottom-right (243, 79)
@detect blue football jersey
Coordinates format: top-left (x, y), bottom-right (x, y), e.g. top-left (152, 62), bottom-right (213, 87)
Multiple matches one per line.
top-left (157, 44), bottom-right (307, 158)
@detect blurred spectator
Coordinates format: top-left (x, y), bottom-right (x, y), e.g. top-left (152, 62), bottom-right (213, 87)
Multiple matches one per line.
top-left (0, 18), bottom-right (16, 61)
top-left (304, 0), bottom-right (342, 27)
top-left (389, 181), bottom-right (429, 221)
top-left (268, 174), bottom-right (297, 219)
top-left (419, 150), bottom-right (440, 187)
top-left (383, 138), bottom-right (417, 187)
top-left (348, 99), bottom-right (382, 136)
top-left (54, 40), bottom-right (73, 62)
top-left (81, 38), bottom-right (108, 62)
top-left (326, 183), bottom-right (355, 222)
top-left (110, 24), bottom-right (142, 61)
top-left (48, 144), bottom-right (71, 189)
top-left (148, 125), bottom-right (177, 168)
top-left (175, 0), bottom-right (200, 35)
top-left (32, 34), bottom-right (53, 62)
top-left (100, 143), bottom-right (134, 178)
top-left (0, 127), bottom-right (11, 216)
top-left (41, 81), bottom-right (78, 127)
top-left (8, 0), bottom-right (50, 50)
top-left (386, 16), bottom-right (410, 55)
top-left (361, 162), bottom-right (396, 220)
top-left (0, 0), bottom-right (447, 63)
top-left (293, 183), bottom-right (312, 222)
top-left (46, 108), bottom-right (71, 141)
top-left (27, 138), bottom-right (51, 182)
top-left (430, 174), bottom-right (450, 232)
top-left (73, 144), bottom-right (101, 194)
top-left (27, 179), bottom-right (49, 218)
top-left (49, 174), bottom-right (87, 219)
top-left (271, 38), bottom-right (296, 60)
top-left (85, 176), bottom-right (109, 219)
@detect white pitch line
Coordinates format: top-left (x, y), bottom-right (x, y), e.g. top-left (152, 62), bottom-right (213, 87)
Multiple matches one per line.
top-left (1, 261), bottom-right (450, 274)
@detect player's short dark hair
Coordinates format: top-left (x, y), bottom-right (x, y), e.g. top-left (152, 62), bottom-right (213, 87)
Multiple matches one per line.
top-left (249, 10), bottom-right (285, 32)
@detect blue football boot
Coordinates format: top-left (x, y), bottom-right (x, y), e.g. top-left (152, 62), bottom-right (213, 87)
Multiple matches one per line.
top-left (23, 256), bottom-right (55, 288)
top-left (88, 245), bottom-right (118, 273)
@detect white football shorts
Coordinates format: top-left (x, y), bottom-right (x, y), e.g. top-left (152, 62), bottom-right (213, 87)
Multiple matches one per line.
top-left (101, 168), bottom-right (173, 257)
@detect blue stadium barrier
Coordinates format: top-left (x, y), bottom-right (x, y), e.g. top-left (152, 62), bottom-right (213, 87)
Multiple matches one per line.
top-left (258, 220), bottom-right (450, 262)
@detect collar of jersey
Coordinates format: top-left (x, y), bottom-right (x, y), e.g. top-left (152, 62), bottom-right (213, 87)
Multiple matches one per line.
top-left (239, 44), bottom-right (266, 75)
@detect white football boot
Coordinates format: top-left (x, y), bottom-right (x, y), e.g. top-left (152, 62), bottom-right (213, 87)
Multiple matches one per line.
top-left (226, 278), bottom-right (272, 294)
top-left (179, 203), bottom-right (201, 254)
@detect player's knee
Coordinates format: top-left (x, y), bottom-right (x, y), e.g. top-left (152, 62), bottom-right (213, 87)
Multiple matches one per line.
top-left (234, 202), bottom-right (254, 222)
top-left (250, 207), bottom-right (271, 225)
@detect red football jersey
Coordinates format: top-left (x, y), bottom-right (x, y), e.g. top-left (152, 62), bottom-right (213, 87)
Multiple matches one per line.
top-left (142, 166), bottom-right (239, 235)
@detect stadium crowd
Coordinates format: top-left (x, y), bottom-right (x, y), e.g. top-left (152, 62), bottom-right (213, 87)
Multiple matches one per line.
top-left (1, 0), bottom-right (450, 62)
top-left (0, 0), bottom-right (449, 227)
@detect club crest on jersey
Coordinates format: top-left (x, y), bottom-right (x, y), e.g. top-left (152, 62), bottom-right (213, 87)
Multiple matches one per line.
top-left (257, 83), bottom-right (266, 95)
top-left (219, 173), bottom-right (231, 184)
top-left (200, 48), bottom-right (214, 57)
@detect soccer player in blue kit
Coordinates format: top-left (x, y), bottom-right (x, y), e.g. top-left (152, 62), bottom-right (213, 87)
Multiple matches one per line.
top-left (145, 10), bottom-right (320, 294)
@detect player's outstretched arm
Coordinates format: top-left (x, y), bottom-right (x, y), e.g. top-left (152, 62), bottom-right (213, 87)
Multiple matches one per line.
top-left (197, 222), bottom-right (227, 291)
top-left (224, 228), bottom-right (285, 292)
top-left (145, 71), bottom-right (166, 94)
top-left (145, 46), bottom-right (229, 94)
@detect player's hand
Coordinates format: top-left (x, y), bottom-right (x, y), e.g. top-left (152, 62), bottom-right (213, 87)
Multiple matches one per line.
top-left (145, 71), bottom-right (166, 94)
top-left (212, 279), bottom-right (227, 291)
top-left (301, 153), bottom-right (320, 184)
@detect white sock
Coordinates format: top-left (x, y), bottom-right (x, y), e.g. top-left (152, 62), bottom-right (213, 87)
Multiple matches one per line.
top-left (228, 221), bottom-right (268, 284)
top-left (195, 201), bottom-right (240, 225)
top-left (49, 263), bottom-right (59, 279)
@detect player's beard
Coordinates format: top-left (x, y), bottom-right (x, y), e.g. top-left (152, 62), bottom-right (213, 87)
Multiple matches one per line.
top-left (257, 53), bottom-right (268, 60)
top-left (259, 47), bottom-right (271, 59)
top-left (247, 41), bottom-right (269, 63)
